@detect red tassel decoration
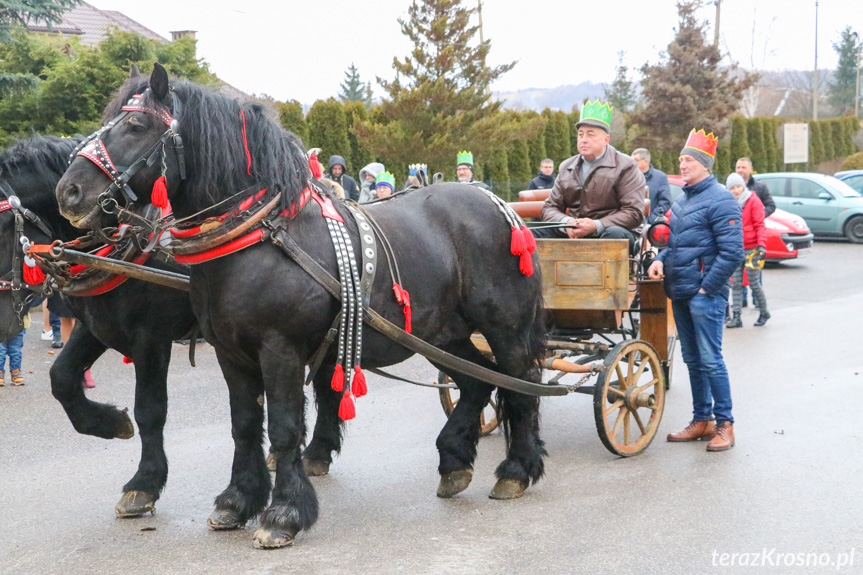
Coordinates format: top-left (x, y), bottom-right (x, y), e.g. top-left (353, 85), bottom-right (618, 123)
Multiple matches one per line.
top-left (22, 261), bottom-right (46, 285)
top-left (519, 251), bottom-right (534, 276)
top-left (522, 225), bottom-right (536, 253)
top-left (401, 289), bottom-right (412, 333)
top-left (123, 356), bottom-right (134, 364)
top-left (338, 392), bottom-right (356, 421)
top-left (151, 176), bottom-right (169, 208)
top-left (331, 364), bottom-right (345, 392)
top-left (309, 154), bottom-right (323, 179)
top-left (510, 226), bottom-right (526, 255)
top-left (352, 366), bottom-right (367, 398)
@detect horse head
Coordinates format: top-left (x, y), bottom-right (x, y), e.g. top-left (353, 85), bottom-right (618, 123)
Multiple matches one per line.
top-left (57, 63), bottom-right (309, 229)
top-left (0, 135), bottom-right (82, 339)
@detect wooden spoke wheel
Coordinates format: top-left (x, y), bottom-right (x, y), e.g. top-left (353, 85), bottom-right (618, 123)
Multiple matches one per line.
top-left (437, 372), bottom-right (499, 436)
top-left (593, 340), bottom-right (666, 457)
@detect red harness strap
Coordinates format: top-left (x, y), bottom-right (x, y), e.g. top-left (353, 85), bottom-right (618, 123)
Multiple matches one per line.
top-left (172, 186), bottom-right (340, 265)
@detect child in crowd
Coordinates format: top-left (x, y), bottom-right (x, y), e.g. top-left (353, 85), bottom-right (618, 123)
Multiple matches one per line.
top-left (0, 311), bottom-right (29, 386)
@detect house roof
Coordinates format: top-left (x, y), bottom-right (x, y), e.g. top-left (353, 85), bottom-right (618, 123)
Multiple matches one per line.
top-left (28, 1), bottom-right (168, 46)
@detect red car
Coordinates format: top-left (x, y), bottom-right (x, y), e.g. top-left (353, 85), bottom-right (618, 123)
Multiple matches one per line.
top-left (666, 175), bottom-right (813, 261)
top-left (515, 177), bottom-right (813, 262)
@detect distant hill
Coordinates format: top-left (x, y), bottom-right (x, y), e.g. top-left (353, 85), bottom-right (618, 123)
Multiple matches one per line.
top-left (493, 82), bottom-right (606, 112)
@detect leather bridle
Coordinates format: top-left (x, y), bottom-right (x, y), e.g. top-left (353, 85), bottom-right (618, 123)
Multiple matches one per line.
top-left (70, 89), bottom-right (186, 215)
top-left (0, 180), bottom-right (55, 320)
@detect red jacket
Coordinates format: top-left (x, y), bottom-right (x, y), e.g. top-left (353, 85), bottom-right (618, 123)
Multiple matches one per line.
top-left (742, 192), bottom-right (766, 249)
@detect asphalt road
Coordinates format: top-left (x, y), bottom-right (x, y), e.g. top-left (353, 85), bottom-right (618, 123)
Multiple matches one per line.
top-left (1, 242), bottom-right (861, 575)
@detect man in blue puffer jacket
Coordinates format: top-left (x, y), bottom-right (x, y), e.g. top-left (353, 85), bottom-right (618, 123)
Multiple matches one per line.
top-left (648, 129), bottom-right (744, 452)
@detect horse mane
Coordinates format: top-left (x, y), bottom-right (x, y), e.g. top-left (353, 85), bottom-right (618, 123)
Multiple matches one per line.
top-left (103, 76), bottom-right (310, 213)
top-left (0, 134), bottom-right (83, 181)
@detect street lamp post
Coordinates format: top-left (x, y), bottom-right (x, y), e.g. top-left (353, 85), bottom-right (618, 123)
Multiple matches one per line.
top-left (813, 1), bottom-right (819, 120)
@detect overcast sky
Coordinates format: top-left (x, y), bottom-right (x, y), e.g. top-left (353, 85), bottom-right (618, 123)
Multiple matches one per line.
top-left (92, 0), bottom-right (858, 104)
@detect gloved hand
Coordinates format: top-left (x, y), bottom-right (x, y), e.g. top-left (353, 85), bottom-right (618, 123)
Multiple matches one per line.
top-left (746, 246), bottom-right (766, 270)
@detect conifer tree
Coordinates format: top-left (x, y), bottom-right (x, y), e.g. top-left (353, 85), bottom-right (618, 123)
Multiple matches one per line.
top-left (542, 109), bottom-right (571, 164)
top-left (632, 0), bottom-right (755, 149)
top-left (339, 63), bottom-right (369, 106)
top-left (307, 98), bottom-right (351, 172)
top-left (827, 27), bottom-right (862, 114)
top-left (354, 0), bottom-right (531, 178)
top-left (276, 100), bottom-right (307, 144)
top-left (603, 51), bottom-right (637, 114)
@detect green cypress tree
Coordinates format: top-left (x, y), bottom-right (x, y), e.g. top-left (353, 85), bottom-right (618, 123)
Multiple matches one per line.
top-left (482, 148), bottom-right (510, 200)
top-left (762, 118), bottom-right (778, 171)
top-left (729, 116), bottom-right (751, 163)
top-left (307, 98), bottom-right (352, 173)
top-left (525, 111), bottom-right (548, 169)
top-left (343, 101), bottom-right (373, 174)
top-left (714, 139), bottom-right (731, 180)
top-left (808, 121), bottom-right (822, 166)
top-left (568, 106), bottom-right (580, 156)
top-left (747, 118), bottom-right (766, 173)
top-left (542, 109), bottom-right (571, 165)
top-left (664, 149), bottom-right (679, 174)
top-left (508, 138), bottom-right (532, 192)
top-left (276, 99), bottom-right (308, 144)
top-left (821, 119), bottom-right (836, 161)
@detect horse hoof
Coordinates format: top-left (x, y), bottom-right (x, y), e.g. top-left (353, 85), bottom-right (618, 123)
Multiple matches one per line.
top-left (207, 508), bottom-right (246, 530)
top-left (489, 478), bottom-right (528, 500)
top-left (253, 528), bottom-right (296, 549)
top-left (116, 408), bottom-right (135, 439)
top-left (115, 491), bottom-right (157, 517)
top-left (436, 469), bottom-right (473, 498)
top-left (302, 458), bottom-right (330, 477)
top-left (266, 452), bottom-right (276, 473)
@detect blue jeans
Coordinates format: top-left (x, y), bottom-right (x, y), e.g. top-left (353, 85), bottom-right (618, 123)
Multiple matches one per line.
top-left (0, 330), bottom-right (25, 372)
top-left (671, 293), bottom-right (734, 423)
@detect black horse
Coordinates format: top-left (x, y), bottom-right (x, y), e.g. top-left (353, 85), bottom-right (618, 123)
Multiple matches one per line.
top-left (57, 64), bottom-right (548, 549)
top-left (0, 134), bottom-right (198, 516)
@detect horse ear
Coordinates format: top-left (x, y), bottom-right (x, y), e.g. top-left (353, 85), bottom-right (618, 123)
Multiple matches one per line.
top-left (150, 62), bottom-right (169, 102)
top-left (129, 63), bottom-right (140, 79)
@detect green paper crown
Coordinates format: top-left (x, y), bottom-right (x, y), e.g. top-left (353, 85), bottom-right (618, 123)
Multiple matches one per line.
top-left (457, 150), bottom-right (474, 167)
top-left (376, 171), bottom-right (396, 189)
top-left (579, 99), bottom-right (613, 128)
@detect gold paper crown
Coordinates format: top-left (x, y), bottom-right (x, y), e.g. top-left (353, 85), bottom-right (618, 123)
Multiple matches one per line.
top-left (684, 129), bottom-right (719, 157)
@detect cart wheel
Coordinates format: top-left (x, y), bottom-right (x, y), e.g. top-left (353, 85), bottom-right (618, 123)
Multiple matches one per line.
top-left (437, 371), bottom-right (499, 436)
top-left (593, 340), bottom-right (666, 457)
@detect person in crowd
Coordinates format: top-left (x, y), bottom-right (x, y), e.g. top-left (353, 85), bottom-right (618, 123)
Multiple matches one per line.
top-left (528, 158), bottom-right (556, 190)
top-left (358, 162), bottom-right (385, 203)
top-left (373, 171), bottom-right (396, 199)
top-left (725, 173), bottom-right (770, 328)
top-left (406, 163), bottom-right (428, 188)
top-left (534, 100), bottom-right (645, 253)
top-left (326, 155), bottom-right (359, 201)
top-left (455, 151), bottom-right (491, 191)
top-left (0, 311), bottom-right (28, 386)
top-left (735, 157), bottom-right (776, 217)
top-left (632, 148), bottom-right (671, 224)
top-left (648, 128), bottom-right (743, 452)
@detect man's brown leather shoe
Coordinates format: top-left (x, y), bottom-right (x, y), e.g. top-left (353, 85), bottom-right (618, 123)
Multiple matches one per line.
top-left (706, 421), bottom-right (735, 451)
top-left (667, 420), bottom-right (716, 442)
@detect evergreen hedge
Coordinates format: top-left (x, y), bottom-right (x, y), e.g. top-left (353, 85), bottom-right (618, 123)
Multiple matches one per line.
top-left (307, 98), bottom-right (351, 173)
top-left (542, 108), bottom-right (571, 165)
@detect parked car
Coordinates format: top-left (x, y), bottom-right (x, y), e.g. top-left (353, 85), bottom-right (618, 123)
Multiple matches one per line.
top-left (750, 172), bottom-right (863, 243)
top-left (834, 170), bottom-right (863, 194)
top-left (666, 175), bottom-right (813, 261)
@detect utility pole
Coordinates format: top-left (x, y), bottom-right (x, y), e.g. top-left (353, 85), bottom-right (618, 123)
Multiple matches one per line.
top-left (478, 0), bottom-right (484, 44)
top-left (713, 0), bottom-right (721, 47)
top-left (812, 1), bottom-right (819, 120)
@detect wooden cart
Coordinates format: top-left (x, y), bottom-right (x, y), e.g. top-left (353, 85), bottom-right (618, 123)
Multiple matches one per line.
top-left (438, 235), bottom-right (676, 457)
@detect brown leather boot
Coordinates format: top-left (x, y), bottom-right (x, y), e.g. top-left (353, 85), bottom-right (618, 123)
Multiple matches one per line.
top-left (706, 421), bottom-right (735, 451)
top-left (667, 420), bottom-right (716, 442)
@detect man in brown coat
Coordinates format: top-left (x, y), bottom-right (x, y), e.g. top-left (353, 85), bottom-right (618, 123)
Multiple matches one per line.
top-left (534, 100), bottom-right (645, 252)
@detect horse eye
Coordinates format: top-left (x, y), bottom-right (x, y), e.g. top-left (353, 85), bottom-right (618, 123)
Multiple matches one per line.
top-left (127, 116), bottom-right (147, 132)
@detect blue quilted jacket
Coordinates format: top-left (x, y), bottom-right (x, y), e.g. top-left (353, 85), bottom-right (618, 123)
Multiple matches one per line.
top-left (656, 175), bottom-right (744, 300)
